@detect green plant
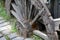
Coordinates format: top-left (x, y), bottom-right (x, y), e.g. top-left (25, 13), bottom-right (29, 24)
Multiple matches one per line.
top-left (5, 35), bottom-right (10, 40)
top-left (0, 1), bottom-right (11, 20)
top-left (32, 35), bottom-right (43, 40)
top-left (10, 19), bottom-right (18, 33)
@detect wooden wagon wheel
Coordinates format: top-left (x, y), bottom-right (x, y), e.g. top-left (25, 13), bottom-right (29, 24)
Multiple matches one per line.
top-left (9, 0), bottom-right (45, 38)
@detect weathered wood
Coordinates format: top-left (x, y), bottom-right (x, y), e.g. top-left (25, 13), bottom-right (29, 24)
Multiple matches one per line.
top-left (11, 10), bottom-right (32, 38)
top-left (42, 13), bottom-right (58, 40)
top-left (31, 0), bottom-right (58, 40)
top-left (11, 1), bottom-right (33, 38)
top-left (28, 4), bottom-right (32, 20)
top-left (5, 0), bottom-right (11, 16)
top-left (20, 0), bottom-right (27, 19)
top-left (53, 18), bottom-right (60, 30)
top-left (31, 0), bottom-right (51, 16)
top-left (33, 30), bottom-right (49, 40)
top-left (10, 0), bottom-right (59, 40)
top-left (14, 0), bottom-right (25, 17)
top-left (30, 8), bottom-right (44, 25)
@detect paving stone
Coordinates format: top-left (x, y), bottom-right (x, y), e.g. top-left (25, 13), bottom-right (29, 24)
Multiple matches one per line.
top-left (2, 29), bottom-right (11, 35)
top-left (12, 37), bottom-right (24, 40)
top-left (8, 33), bottom-right (18, 39)
top-left (0, 20), bottom-right (6, 24)
top-left (0, 37), bottom-right (6, 40)
top-left (0, 22), bottom-right (10, 27)
top-left (25, 38), bottom-right (33, 40)
top-left (0, 25), bottom-right (11, 31)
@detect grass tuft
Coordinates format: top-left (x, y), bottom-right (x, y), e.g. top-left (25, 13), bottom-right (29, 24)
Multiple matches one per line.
top-left (10, 19), bottom-right (18, 33)
top-left (5, 35), bottom-right (10, 40)
top-left (32, 35), bottom-right (43, 40)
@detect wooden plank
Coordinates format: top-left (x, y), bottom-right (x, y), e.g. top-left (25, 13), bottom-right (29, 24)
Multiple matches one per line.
top-left (53, 18), bottom-right (60, 22)
top-left (53, 18), bottom-right (60, 30)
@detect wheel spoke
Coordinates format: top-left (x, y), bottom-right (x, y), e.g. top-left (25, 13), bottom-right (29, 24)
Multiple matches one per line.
top-left (11, 10), bottom-right (26, 28)
top-left (28, 4), bottom-right (33, 20)
top-left (30, 8), bottom-right (44, 25)
top-left (14, 0), bottom-right (18, 5)
top-left (11, 3), bottom-right (18, 11)
top-left (14, 0), bottom-right (26, 18)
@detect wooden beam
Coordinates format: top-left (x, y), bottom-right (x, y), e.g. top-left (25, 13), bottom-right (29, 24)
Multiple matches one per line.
top-left (53, 18), bottom-right (60, 30)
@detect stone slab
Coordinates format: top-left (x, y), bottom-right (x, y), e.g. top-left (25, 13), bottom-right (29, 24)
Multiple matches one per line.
top-left (2, 29), bottom-right (11, 35)
top-left (0, 22), bottom-right (10, 27)
top-left (0, 25), bottom-right (11, 31)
